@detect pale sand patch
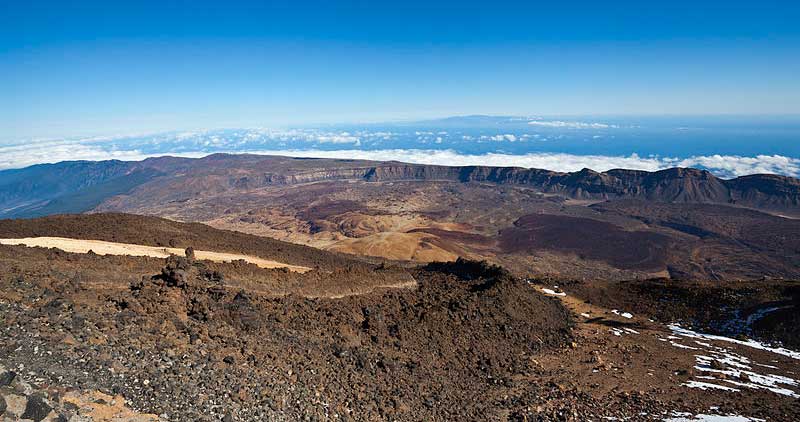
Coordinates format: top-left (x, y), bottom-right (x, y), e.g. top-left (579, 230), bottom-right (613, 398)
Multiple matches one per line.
top-left (0, 236), bottom-right (311, 273)
top-left (327, 231), bottom-right (458, 262)
top-left (62, 390), bottom-right (163, 422)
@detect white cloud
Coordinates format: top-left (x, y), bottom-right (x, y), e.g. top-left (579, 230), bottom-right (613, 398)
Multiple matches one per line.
top-left (528, 120), bottom-right (617, 129)
top-left (0, 140), bottom-right (207, 169)
top-left (0, 141), bottom-right (147, 169)
top-left (251, 129), bottom-right (362, 145)
top-left (676, 154), bottom-right (800, 179)
top-left (244, 149), bottom-right (667, 173)
top-left (479, 134), bottom-right (519, 142)
top-left (227, 149), bottom-right (800, 179)
top-left (1, 137), bottom-right (798, 180)
top-left (314, 134), bottom-right (361, 145)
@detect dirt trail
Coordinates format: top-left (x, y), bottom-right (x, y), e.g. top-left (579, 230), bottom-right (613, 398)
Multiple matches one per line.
top-left (0, 236), bottom-right (312, 273)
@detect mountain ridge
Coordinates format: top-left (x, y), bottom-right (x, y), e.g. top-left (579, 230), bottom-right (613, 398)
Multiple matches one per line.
top-left (1, 153), bottom-right (799, 218)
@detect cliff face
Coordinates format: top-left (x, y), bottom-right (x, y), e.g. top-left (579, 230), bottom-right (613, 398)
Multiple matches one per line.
top-left (1, 154), bottom-right (799, 218)
top-left (273, 162), bottom-right (799, 212)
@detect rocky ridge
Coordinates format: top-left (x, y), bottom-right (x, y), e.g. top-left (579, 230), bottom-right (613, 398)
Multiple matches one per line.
top-left (2, 155), bottom-right (799, 218)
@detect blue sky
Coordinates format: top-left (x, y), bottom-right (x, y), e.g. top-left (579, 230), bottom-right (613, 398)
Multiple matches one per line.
top-left (2, 1), bottom-right (799, 141)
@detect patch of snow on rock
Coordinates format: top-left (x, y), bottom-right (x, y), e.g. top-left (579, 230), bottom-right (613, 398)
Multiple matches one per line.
top-left (681, 381), bottom-right (740, 392)
top-left (541, 288), bottom-right (566, 296)
top-left (669, 324), bottom-right (800, 360)
top-left (667, 324), bottom-right (800, 398)
top-left (611, 309), bottom-right (633, 319)
top-left (664, 411), bottom-right (765, 421)
top-left (670, 341), bottom-right (700, 350)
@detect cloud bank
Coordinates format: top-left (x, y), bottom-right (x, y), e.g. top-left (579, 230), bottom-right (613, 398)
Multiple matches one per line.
top-left (527, 120), bottom-right (617, 129)
top-left (0, 140), bottom-right (154, 169)
top-left (1, 126), bottom-right (798, 180)
top-left (2, 137), bottom-right (798, 180)
top-left (239, 149), bottom-right (799, 179)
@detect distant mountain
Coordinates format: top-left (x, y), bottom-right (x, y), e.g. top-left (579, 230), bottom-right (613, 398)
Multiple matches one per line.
top-left (1, 153), bottom-right (799, 219)
top-left (0, 160), bottom-right (164, 217)
top-left (400, 115), bottom-right (529, 127)
top-left (386, 114), bottom-right (620, 129)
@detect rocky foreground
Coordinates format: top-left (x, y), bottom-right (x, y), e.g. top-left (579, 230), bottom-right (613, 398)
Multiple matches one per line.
top-left (1, 255), bottom-right (797, 421)
top-left (1, 249), bottom-right (576, 420)
top-left (0, 216), bottom-right (799, 421)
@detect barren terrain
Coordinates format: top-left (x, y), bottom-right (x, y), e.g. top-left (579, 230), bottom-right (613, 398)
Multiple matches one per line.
top-left (3, 155), bottom-right (800, 281)
top-left (0, 215), bottom-right (798, 421)
top-left (1, 155), bottom-right (800, 421)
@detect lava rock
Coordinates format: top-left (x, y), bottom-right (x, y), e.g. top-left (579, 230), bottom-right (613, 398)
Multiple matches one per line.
top-left (21, 394), bottom-right (52, 421)
top-left (0, 371), bottom-right (15, 387)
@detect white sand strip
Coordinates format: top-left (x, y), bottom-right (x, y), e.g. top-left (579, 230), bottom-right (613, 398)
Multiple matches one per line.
top-left (0, 236), bottom-right (311, 273)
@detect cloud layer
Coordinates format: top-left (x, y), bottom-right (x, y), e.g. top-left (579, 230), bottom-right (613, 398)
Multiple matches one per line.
top-left (1, 128), bottom-right (798, 180)
top-left (3, 139), bottom-right (797, 180)
top-left (527, 120), bottom-right (617, 129)
top-left (0, 140), bottom-right (153, 169)
top-left (238, 149), bottom-right (800, 179)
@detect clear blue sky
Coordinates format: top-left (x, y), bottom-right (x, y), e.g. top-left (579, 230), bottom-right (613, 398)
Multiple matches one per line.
top-left (1, 0), bottom-right (799, 142)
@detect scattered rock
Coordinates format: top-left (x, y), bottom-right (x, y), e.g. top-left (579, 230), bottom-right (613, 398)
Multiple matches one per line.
top-left (0, 371), bottom-right (15, 387)
top-left (21, 394), bottom-right (53, 422)
top-left (3, 394), bottom-right (27, 418)
top-left (185, 247), bottom-right (196, 260)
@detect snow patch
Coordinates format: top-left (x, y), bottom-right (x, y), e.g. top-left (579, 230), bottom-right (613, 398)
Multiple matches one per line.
top-left (541, 288), bottom-right (566, 296)
top-left (693, 354), bottom-right (799, 398)
top-left (664, 411), bottom-right (765, 421)
top-left (669, 324), bottom-right (800, 360)
top-left (611, 309), bottom-right (633, 319)
top-left (671, 341), bottom-right (700, 350)
top-left (667, 324), bottom-right (800, 398)
top-left (681, 381), bottom-right (740, 392)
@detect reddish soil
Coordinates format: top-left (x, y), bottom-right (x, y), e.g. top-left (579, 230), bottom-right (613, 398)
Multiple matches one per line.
top-left (406, 227), bottom-right (494, 245)
top-left (498, 214), bottom-right (670, 271)
top-left (1, 215), bottom-right (799, 421)
top-left (297, 200), bottom-right (380, 221)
